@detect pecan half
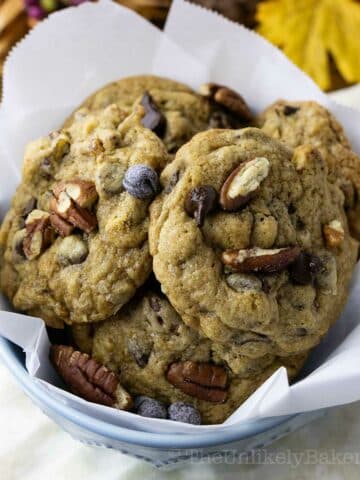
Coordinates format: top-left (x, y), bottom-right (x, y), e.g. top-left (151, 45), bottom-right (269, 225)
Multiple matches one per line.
top-left (50, 345), bottom-right (133, 410)
top-left (199, 83), bottom-right (252, 121)
top-left (166, 361), bottom-right (228, 403)
top-left (220, 157), bottom-right (270, 211)
top-left (50, 191), bottom-right (97, 234)
top-left (23, 210), bottom-right (54, 260)
top-left (323, 220), bottom-right (344, 248)
top-left (222, 246), bottom-right (301, 273)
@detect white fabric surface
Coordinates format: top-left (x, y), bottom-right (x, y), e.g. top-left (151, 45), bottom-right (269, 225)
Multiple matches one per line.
top-left (1, 85), bottom-right (360, 479)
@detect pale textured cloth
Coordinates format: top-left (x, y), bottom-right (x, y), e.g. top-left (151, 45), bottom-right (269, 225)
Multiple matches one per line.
top-left (2, 85), bottom-right (360, 479)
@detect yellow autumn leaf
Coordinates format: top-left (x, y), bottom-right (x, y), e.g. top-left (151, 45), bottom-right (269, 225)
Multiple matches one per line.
top-left (256, 0), bottom-right (360, 90)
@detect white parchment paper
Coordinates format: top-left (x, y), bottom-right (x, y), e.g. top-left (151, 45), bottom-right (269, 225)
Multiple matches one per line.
top-left (1, 0), bottom-right (360, 433)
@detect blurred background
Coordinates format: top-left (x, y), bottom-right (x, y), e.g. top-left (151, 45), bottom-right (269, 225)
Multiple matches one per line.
top-left (1, 0), bottom-right (360, 93)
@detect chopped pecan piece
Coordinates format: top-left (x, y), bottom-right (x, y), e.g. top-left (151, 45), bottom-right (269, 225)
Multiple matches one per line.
top-left (50, 345), bottom-right (133, 410)
top-left (50, 213), bottom-right (74, 237)
top-left (50, 191), bottom-right (97, 234)
top-left (51, 180), bottom-right (98, 234)
top-left (323, 220), bottom-right (344, 248)
top-left (222, 246), bottom-right (301, 273)
top-left (166, 361), bottom-right (228, 403)
top-left (53, 180), bottom-right (98, 208)
top-left (23, 210), bottom-right (54, 260)
top-left (220, 157), bottom-right (270, 211)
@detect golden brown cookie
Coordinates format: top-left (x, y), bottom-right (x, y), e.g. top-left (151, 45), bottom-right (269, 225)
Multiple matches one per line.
top-left (258, 100), bottom-right (360, 240)
top-left (149, 128), bottom-right (358, 358)
top-left (0, 106), bottom-right (168, 327)
top-left (91, 289), bottom-right (307, 424)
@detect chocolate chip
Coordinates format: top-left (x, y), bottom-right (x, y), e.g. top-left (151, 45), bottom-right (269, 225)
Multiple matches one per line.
top-left (289, 252), bottom-right (322, 285)
top-left (135, 396), bottom-right (167, 419)
top-left (140, 92), bottom-right (166, 138)
top-left (288, 203), bottom-right (296, 215)
top-left (308, 255), bottom-right (323, 275)
top-left (283, 105), bottom-right (300, 116)
top-left (123, 164), bottom-right (160, 200)
top-left (185, 185), bottom-right (218, 227)
top-left (168, 402), bottom-right (201, 425)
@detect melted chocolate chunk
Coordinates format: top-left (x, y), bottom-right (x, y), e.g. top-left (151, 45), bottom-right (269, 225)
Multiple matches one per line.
top-left (140, 92), bottom-right (167, 138)
top-left (283, 105), bottom-right (300, 116)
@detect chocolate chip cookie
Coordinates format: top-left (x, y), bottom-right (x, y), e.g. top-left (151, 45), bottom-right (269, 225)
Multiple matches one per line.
top-left (258, 100), bottom-right (360, 239)
top-left (0, 105), bottom-right (168, 327)
top-left (91, 290), bottom-right (307, 424)
top-left (149, 128), bottom-right (358, 358)
top-left (65, 76), bottom-right (252, 153)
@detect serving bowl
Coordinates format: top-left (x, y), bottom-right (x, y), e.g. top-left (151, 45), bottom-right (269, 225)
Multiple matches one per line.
top-left (0, 335), bottom-right (323, 470)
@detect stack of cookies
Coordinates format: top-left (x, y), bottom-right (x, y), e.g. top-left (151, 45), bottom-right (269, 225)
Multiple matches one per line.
top-left (1, 75), bottom-right (359, 425)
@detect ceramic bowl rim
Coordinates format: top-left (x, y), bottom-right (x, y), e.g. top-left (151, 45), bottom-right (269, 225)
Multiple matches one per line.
top-left (0, 336), bottom-right (295, 449)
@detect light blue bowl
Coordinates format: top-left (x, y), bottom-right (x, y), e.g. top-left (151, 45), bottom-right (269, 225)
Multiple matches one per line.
top-left (0, 336), bottom-right (322, 469)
